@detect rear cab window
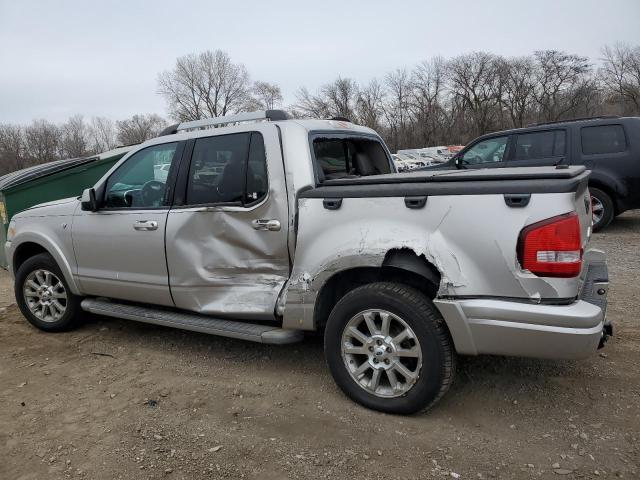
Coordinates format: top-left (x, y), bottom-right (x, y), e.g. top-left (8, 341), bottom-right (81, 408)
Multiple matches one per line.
top-left (311, 135), bottom-right (392, 182)
top-left (581, 125), bottom-right (627, 155)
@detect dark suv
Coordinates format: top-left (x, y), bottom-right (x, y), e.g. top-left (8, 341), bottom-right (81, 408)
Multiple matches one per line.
top-left (426, 116), bottom-right (640, 230)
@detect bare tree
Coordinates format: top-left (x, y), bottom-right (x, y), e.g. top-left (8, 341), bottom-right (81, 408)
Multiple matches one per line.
top-left (498, 56), bottom-right (536, 127)
top-left (88, 117), bottom-right (118, 153)
top-left (356, 79), bottom-right (385, 130)
top-left (295, 86), bottom-right (331, 118)
top-left (383, 68), bottom-right (413, 150)
top-left (533, 50), bottom-right (591, 121)
top-left (295, 77), bottom-right (360, 120)
top-left (410, 57), bottom-right (447, 145)
top-left (116, 114), bottom-right (166, 145)
top-left (250, 81), bottom-right (283, 110)
top-left (446, 52), bottom-right (501, 137)
top-left (0, 124), bottom-right (26, 176)
top-left (600, 43), bottom-right (640, 114)
top-left (158, 50), bottom-right (253, 121)
top-left (24, 120), bottom-right (60, 165)
top-left (60, 115), bottom-right (90, 158)
top-left (323, 78), bottom-right (359, 119)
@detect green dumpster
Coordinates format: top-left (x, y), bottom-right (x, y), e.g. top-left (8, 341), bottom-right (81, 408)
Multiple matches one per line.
top-left (0, 146), bottom-right (131, 268)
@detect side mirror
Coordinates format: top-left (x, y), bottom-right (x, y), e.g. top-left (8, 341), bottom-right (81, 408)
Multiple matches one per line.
top-left (80, 188), bottom-right (98, 211)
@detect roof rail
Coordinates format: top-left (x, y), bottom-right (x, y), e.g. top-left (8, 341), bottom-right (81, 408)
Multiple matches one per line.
top-left (527, 115), bottom-right (620, 127)
top-left (159, 110), bottom-right (291, 136)
top-left (330, 116), bottom-right (352, 122)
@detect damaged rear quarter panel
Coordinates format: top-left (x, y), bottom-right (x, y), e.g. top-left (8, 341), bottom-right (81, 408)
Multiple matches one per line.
top-left (282, 191), bottom-right (581, 330)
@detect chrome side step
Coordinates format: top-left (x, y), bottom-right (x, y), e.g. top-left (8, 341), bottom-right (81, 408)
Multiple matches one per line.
top-left (81, 298), bottom-right (304, 345)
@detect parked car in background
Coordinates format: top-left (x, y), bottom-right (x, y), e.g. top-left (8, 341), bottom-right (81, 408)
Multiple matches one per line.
top-left (394, 146), bottom-right (465, 172)
top-left (392, 153), bottom-right (435, 171)
top-left (422, 116), bottom-right (640, 230)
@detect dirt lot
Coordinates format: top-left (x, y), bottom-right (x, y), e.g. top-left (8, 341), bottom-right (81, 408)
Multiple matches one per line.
top-left (1, 213), bottom-right (639, 480)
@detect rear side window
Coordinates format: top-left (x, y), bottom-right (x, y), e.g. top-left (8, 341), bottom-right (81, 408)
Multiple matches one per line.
top-left (581, 125), bottom-right (627, 155)
top-left (313, 136), bottom-right (391, 182)
top-left (245, 133), bottom-right (268, 205)
top-left (513, 130), bottom-right (565, 160)
top-left (185, 132), bottom-right (268, 206)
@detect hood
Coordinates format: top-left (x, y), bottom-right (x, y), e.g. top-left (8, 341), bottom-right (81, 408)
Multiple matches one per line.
top-left (15, 196), bottom-right (79, 218)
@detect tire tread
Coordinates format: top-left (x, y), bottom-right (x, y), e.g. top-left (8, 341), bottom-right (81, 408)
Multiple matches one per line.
top-left (324, 281), bottom-right (456, 414)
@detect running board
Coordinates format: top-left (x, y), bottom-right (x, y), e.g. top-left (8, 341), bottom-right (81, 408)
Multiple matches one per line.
top-left (80, 298), bottom-right (304, 345)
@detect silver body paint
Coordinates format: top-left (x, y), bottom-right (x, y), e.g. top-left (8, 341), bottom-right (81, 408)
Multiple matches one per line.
top-left (281, 191), bottom-right (592, 327)
top-left (5, 118), bottom-right (606, 360)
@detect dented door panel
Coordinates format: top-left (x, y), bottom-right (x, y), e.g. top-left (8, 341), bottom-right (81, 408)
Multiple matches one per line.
top-left (165, 125), bottom-right (290, 319)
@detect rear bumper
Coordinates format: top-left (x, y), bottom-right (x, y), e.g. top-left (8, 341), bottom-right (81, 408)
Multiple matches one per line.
top-left (434, 252), bottom-right (610, 360)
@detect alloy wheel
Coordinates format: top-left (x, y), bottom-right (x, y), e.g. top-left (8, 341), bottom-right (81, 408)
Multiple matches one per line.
top-left (341, 309), bottom-right (423, 398)
top-left (23, 269), bottom-right (67, 323)
top-left (591, 194), bottom-right (604, 226)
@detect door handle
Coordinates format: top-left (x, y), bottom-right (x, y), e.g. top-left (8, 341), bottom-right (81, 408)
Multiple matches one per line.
top-left (251, 219), bottom-right (281, 231)
top-left (133, 220), bottom-right (158, 231)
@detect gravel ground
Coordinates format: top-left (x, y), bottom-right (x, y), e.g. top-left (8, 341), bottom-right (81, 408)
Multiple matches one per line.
top-left (1, 212), bottom-right (639, 480)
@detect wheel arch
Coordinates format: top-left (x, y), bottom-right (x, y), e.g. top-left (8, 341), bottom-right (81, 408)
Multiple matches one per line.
top-left (312, 249), bottom-right (442, 332)
top-left (588, 178), bottom-right (619, 214)
top-left (10, 236), bottom-right (81, 295)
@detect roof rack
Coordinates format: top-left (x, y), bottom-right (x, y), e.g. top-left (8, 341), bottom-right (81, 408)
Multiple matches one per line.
top-left (527, 115), bottom-right (620, 127)
top-left (159, 110), bottom-right (291, 136)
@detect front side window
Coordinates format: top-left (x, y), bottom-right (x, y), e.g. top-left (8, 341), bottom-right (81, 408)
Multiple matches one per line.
top-left (104, 142), bottom-right (178, 208)
top-left (581, 125), bottom-right (627, 155)
top-left (460, 136), bottom-right (508, 166)
top-left (513, 130), bottom-right (565, 160)
top-left (185, 132), bottom-right (268, 206)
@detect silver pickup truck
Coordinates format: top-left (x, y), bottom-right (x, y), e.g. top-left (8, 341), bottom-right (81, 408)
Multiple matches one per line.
top-left (5, 110), bottom-right (610, 414)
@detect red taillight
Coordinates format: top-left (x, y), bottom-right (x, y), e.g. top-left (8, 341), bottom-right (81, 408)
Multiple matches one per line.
top-left (517, 212), bottom-right (582, 278)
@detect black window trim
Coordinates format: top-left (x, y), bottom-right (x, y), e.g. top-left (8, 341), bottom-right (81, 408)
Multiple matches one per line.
top-left (308, 131), bottom-right (395, 185)
top-left (579, 123), bottom-right (629, 156)
top-left (98, 141), bottom-right (185, 212)
top-left (173, 130), bottom-right (270, 210)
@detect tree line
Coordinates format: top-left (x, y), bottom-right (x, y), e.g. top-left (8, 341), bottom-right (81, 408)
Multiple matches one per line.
top-left (0, 114), bottom-right (166, 177)
top-left (1, 44), bottom-right (639, 177)
top-left (293, 43), bottom-right (640, 151)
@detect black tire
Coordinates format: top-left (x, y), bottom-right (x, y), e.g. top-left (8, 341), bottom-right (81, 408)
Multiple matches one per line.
top-left (15, 253), bottom-right (82, 332)
top-left (324, 282), bottom-right (456, 415)
top-left (590, 187), bottom-right (614, 232)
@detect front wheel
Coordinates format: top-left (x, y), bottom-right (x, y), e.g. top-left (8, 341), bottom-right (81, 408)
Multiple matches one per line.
top-left (324, 282), bottom-right (456, 414)
top-left (15, 253), bottom-right (82, 332)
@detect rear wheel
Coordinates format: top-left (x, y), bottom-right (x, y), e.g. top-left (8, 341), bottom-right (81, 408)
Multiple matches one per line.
top-left (15, 253), bottom-right (82, 332)
top-left (324, 282), bottom-right (456, 414)
top-left (590, 187), bottom-right (614, 232)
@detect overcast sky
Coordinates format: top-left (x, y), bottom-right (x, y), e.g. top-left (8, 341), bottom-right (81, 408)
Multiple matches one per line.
top-left (1, 0), bottom-right (639, 124)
